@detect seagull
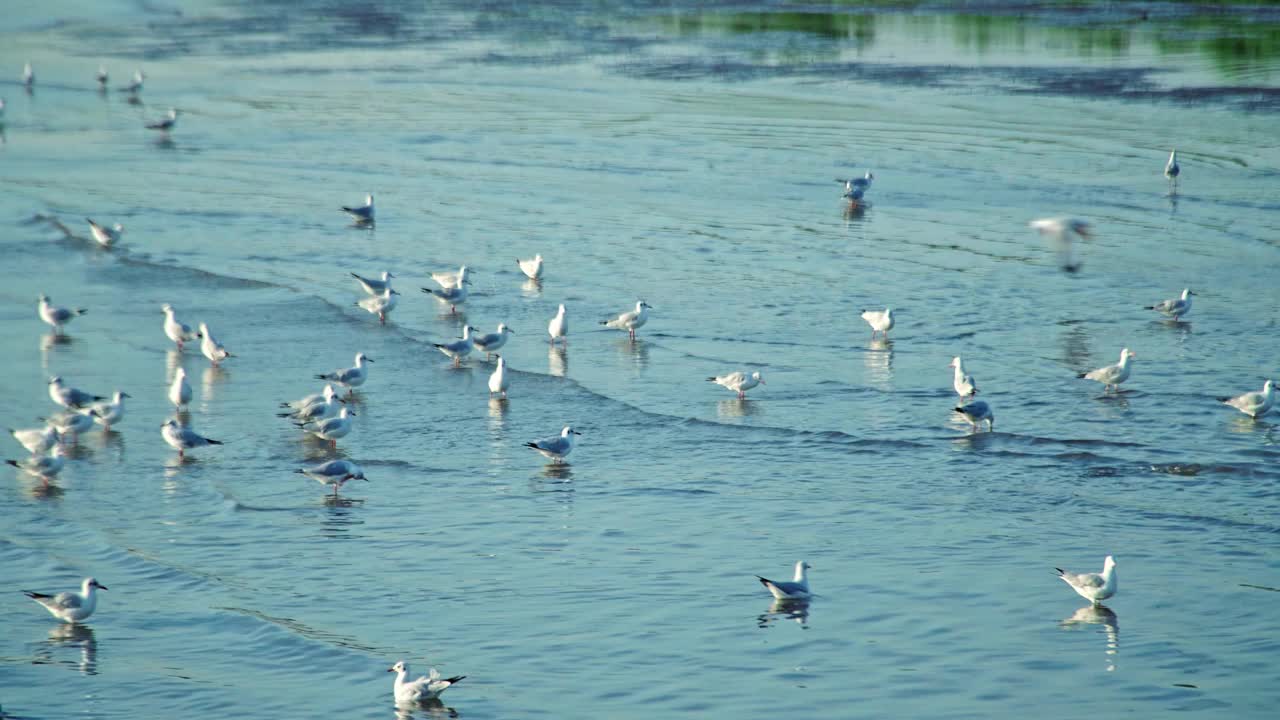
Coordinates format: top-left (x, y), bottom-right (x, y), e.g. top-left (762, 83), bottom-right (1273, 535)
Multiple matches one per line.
top-left (1164, 149), bottom-right (1180, 187)
top-left (837, 171), bottom-right (874, 202)
top-left (1030, 217), bottom-right (1093, 271)
top-left (145, 108), bottom-right (179, 133)
top-left (756, 560), bottom-right (812, 600)
top-left (548, 303), bottom-right (568, 345)
top-left (954, 399), bottom-right (994, 431)
top-left (1056, 556), bottom-right (1117, 607)
top-left (161, 419), bottom-right (224, 457)
top-left (1145, 288), bottom-right (1194, 320)
top-left (48, 376), bottom-right (105, 409)
top-left (388, 661), bottom-right (465, 706)
top-left (707, 371), bottom-right (765, 399)
top-left (6, 446), bottom-right (67, 480)
top-left (517, 253), bottom-right (544, 280)
top-left (162, 304), bottom-right (201, 349)
top-left (316, 353), bottom-right (372, 396)
top-left (430, 265), bottom-right (470, 290)
top-left (600, 301), bottom-right (652, 340)
top-left (199, 323), bottom-right (233, 366)
top-left (356, 288), bottom-right (399, 324)
top-left (350, 270), bottom-right (393, 295)
top-left (860, 307), bottom-right (894, 338)
top-left (120, 69), bottom-right (144, 94)
top-left (9, 425), bottom-right (60, 455)
top-left (524, 425), bottom-right (580, 463)
top-left (43, 410), bottom-right (94, 438)
top-left (1079, 348), bottom-right (1136, 393)
top-left (279, 384), bottom-right (344, 422)
top-left (22, 62), bottom-right (34, 88)
top-left (435, 326), bottom-right (475, 367)
top-left (168, 368), bottom-right (192, 409)
top-left (85, 218), bottom-right (123, 248)
top-left (1219, 379), bottom-right (1275, 419)
top-left (280, 385), bottom-right (337, 413)
top-left (488, 356), bottom-right (509, 398)
top-left (949, 356), bottom-right (978, 398)
top-left (295, 459), bottom-right (368, 496)
top-left (86, 391), bottom-right (130, 432)
top-left (96, 65), bottom-right (108, 88)
top-left (341, 194), bottom-right (375, 224)
top-left (38, 294), bottom-right (88, 334)
top-left (422, 282), bottom-right (468, 314)
top-left (23, 578), bottom-right (107, 623)
top-left (296, 407), bottom-right (355, 446)
top-left (472, 323), bottom-right (512, 360)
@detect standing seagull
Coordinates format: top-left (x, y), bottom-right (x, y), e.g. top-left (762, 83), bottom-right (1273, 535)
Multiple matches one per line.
top-left (38, 295), bottom-right (88, 334)
top-left (44, 410), bottom-right (94, 439)
top-left (837, 171), bottom-right (874, 203)
top-left (356, 288), bottom-right (399, 324)
top-left (388, 662), bottom-right (465, 706)
top-left (96, 65), bottom-right (108, 89)
top-left (1030, 217), bottom-right (1093, 271)
top-left (198, 323), bottom-right (233, 366)
top-left (161, 419), bottom-right (223, 458)
top-left (9, 425), bottom-right (60, 455)
top-left (296, 407), bottom-right (355, 447)
top-left (601, 301), bottom-right (652, 340)
top-left (145, 108), bottom-right (180, 133)
top-left (860, 307), bottom-right (895, 338)
top-left (85, 218), bottom-right (124, 248)
top-left (162, 303), bottom-right (201, 349)
top-left (1164, 149), bottom-right (1180, 188)
top-left (48, 376), bottom-right (105, 409)
top-left (6, 446), bottom-right (67, 480)
top-left (1078, 348), bottom-right (1136, 393)
top-left (954, 399), bottom-right (995, 431)
top-left (949, 356), bottom-right (978, 398)
top-left (342, 194), bottom-right (375, 224)
top-left (707, 371), bottom-right (765, 399)
top-left (86, 391), bottom-right (130, 432)
top-left (435, 327), bottom-right (475, 367)
top-left (350, 270), bottom-right (393, 295)
top-left (1055, 556), bottom-right (1117, 607)
top-left (279, 384), bottom-right (343, 422)
top-left (517, 253), bottom-right (544, 280)
top-left (429, 265), bottom-right (470, 290)
top-left (524, 425), bottom-right (581, 463)
top-left (22, 62), bottom-right (34, 89)
top-left (548, 303), bottom-right (568, 345)
top-left (23, 578), bottom-right (107, 623)
top-left (422, 281), bottom-right (469, 314)
top-left (120, 69), bottom-right (144, 94)
top-left (296, 459), bottom-right (368, 496)
top-left (316, 353), bottom-right (373, 396)
top-left (168, 367), bottom-right (192, 410)
top-left (1145, 288), bottom-right (1194, 320)
top-left (488, 356), bottom-right (510, 398)
top-left (1219, 379), bottom-right (1275, 419)
top-left (756, 560), bottom-right (812, 600)
top-left (471, 323), bottom-right (513, 360)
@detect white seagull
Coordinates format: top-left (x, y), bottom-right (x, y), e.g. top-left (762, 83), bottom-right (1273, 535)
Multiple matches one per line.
top-left (430, 264), bottom-right (470, 290)
top-left (548, 303), bottom-right (568, 345)
top-left (316, 353), bottom-right (372, 396)
top-left (707, 371), bottom-right (765, 399)
top-left (86, 391), bottom-right (130, 432)
top-left (601, 301), bottom-right (652, 340)
top-left (422, 275), bottom-right (470, 314)
top-left (341, 194), bottom-right (375, 224)
top-left (23, 578), bottom-right (107, 623)
top-left (296, 407), bottom-right (355, 447)
top-left (435, 326), bottom-right (475, 367)
top-left (1056, 556), bottom-right (1117, 607)
top-left (860, 307), bottom-right (894, 338)
top-left (48, 376), bottom-right (105, 409)
top-left (145, 107), bottom-right (179, 133)
top-left (955, 399), bottom-right (995, 431)
top-left (6, 446), bottom-right (67, 480)
top-left (9, 425), bottom-right (60, 455)
top-left (1164, 149), bottom-right (1180, 186)
top-left (199, 323), bottom-right (233, 366)
top-left (1219, 379), bottom-right (1275, 419)
top-left (1030, 216), bottom-right (1093, 271)
top-left (756, 560), bottom-right (812, 600)
top-left (949, 356), bottom-right (978, 398)
top-left (471, 323), bottom-right (512, 360)
top-left (356, 288), bottom-right (400, 324)
top-left (22, 62), bottom-right (34, 88)
top-left (296, 459), bottom-right (368, 496)
top-left (120, 69), bottom-right (144, 94)
top-left (169, 368), bottom-right (192, 409)
top-left (388, 661), bottom-right (465, 706)
top-left (44, 410), bottom-right (94, 439)
top-left (1079, 348), bottom-right (1136, 393)
top-left (350, 270), bottom-right (393, 295)
top-left (1145, 288), bottom-right (1194, 320)
top-left (525, 425), bottom-right (580, 463)
top-left (38, 294), bottom-right (88, 334)
top-left (162, 304), bottom-right (201, 349)
top-left (280, 385), bottom-right (336, 413)
top-left (517, 253), bottom-right (544, 280)
top-left (837, 171), bottom-right (874, 202)
top-left (488, 356), bottom-right (509, 398)
top-left (96, 65), bottom-right (108, 88)
top-left (279, 384), bottom-right (344, 422)
top-left (162, 419), bottom-right (224, 457)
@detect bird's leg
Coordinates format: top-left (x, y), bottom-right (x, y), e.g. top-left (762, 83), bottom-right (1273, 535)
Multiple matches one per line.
top-left (379, 312), bottom-right (386, 325)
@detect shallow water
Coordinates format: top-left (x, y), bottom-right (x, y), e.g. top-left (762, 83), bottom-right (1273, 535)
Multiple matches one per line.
top-left (2, 2), bottom-right (1279, 718)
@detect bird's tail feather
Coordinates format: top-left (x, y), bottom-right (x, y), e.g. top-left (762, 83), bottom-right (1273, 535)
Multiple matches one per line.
top-left (1054, 568), bottom-right (1066, 576)
top-left (445, 676), bottom-right (466, 685)
top-left (1076, 372), bottom-right (1088, 379)
top-left (207, 439), bottom-right (225, 445)
top-left (23, 590), bottom-right (52, 599)
top-left (523, 442), bottom-right (538, 449)
top-left (5, 460), bottom-right (19, 468)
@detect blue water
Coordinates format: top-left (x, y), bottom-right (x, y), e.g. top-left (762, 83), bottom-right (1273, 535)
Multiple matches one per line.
top-left (2, 2), bottom-right (1279, 718)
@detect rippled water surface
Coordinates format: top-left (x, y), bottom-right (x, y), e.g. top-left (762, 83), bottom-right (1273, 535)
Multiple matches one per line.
top-left (2, 2), bottom-right (1279, 718)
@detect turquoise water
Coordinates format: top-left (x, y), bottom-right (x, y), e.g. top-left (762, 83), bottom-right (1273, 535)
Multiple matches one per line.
top-left (2, 2), bottom-right (1279, 718)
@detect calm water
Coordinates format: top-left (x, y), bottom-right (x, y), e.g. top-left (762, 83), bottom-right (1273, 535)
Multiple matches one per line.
top-left (2, 1), bottom-right (1279, 718)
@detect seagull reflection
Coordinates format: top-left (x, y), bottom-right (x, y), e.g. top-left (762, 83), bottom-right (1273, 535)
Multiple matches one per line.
top-left (616, 337), bottom-right (649, 372)
top-left (757, 598), bottom-right (810, 629)
top-left (864, 338), bottom-right (893, 387)
top-left (202, 365), bottom-right (229, 402)
top-left (1060, 604), bottom-right (1118, 671)
top-left (24, 477), bottom-right (65, 500)
top-left (1057, 322), bottom-right (1091, 372)
top-left (548, 344), bottom-right (568, 377)
top-left (540, 463), bottom-right (574, 482)
top-left (488, 396), bottom-right (509, 424)
top-left (395, 699), bottom-right (459, 719)
top-left (45, 623), bottom-right (98, 675)
top-left (717, 398), bottom-right (761, 419)
top-left (40, 331), bottom-right (73, 359)
top-left (842, 202), bottom-right (868, 223)
top-left (521, 277), bottom-right (543, 297)
top-left (166, 349), bottom-right (185, 377)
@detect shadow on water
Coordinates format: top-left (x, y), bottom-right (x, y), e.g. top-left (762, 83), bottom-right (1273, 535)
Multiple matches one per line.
top-left (1060, 604), bottom-right (1119, 672)
top-left (757, 598), bottom-right (810, 629)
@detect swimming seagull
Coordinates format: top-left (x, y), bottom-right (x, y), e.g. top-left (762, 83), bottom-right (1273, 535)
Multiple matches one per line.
top-left (168, 368), bottom-right (192, 410)
top-left (23, 578), bottom-right (107, 623)
top-left (145, 108), bottom-right (179, 133)
top-left (6, 446), bottom-right (67, 480)
top-left (161, 418), bottom-right (224, 457)
top-left (435, 326), bottom-right (475, 367)
top-left (756, 560), bottom-right (812, 600)
top-left (471, 323), bottom-right (512, 360)
top-left (315, 353), bottom-right (372, 396)
top-left (601, 301), bottom-right (652, 340)
top-left (954, 399), bottom-right (994, 431)
top-left (350, 270), bottom-right (393, 295)
top-left (86, 391), bottom-right (130, 432)
top-left (85, 218), bottom-right (124, 248)
top-left (198, 323), bottom-right (233, 366)
top-left (341, 194), bottom-right (375, 224)
top-left (295, 459), bottom-right (367, 496)
top-left (1145, 288), bottom-right (1194, 320)
top-left (548, 303), bottom-right (568, 345)
top-left (1219, 379), bottom-right (1275, 419)
top-left (517, 253), bottom-right (544, 280)
top-left (38, 294), bottom-right (88, 334)
top-left (524, 425), bottom-right (580, 463)
top-left (1055, 556), bottom-right (1117, 607)
top-left (162, 304), bottom-right (201, 349)
top-left (48, 376), bottom-right (105, 409)
top-left (1164, 149), bottom-right (1180, 187)
top-left (1078, 348), bottom-right (1136, 393)
top-left (422, 281), bottom-right (469, 314)
top-left (1030, 217), bottom-right (1093, 271)
top-left (279, 384), bottom-right (344, 422)
top-left (9, 425), bottom-right (60, 455)
top-left (837, 171), bottom-right (874, 202)
top-left (388, 661), bottom-right (465, 706)
top-left (860, 307), bottom-right (894, 338)
top-left (488, 356), bottom-right (509, 398)
top-left (22, 62), bottom-right (34, 88)
top-left (707, 371), bottom-right (765, 399)
top-left (356, 288), bottom-right (399, 324)
top-left (949, 356), bottom-right (978, 398)
top-left (120, 69), bottom-right (144, 94)
top-left (296, 407), bottom-right (355, 447)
